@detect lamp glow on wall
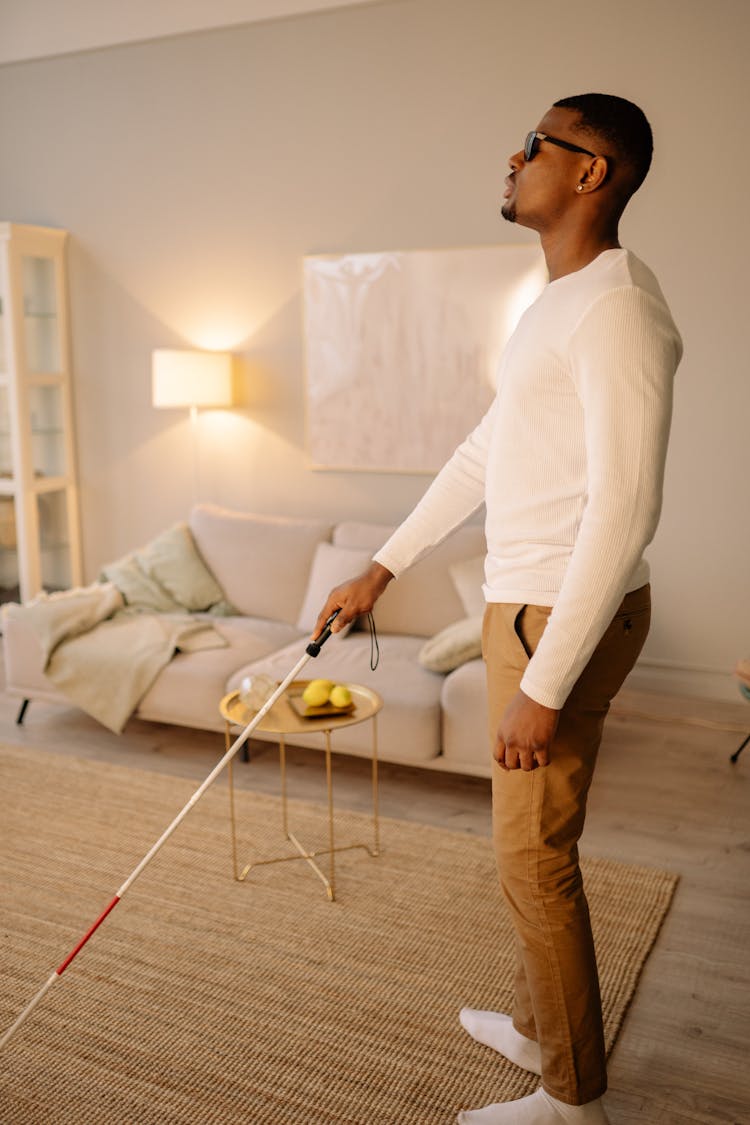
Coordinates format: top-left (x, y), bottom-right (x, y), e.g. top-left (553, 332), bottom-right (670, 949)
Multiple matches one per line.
top-left (152, 348), bottom-right (233, 501)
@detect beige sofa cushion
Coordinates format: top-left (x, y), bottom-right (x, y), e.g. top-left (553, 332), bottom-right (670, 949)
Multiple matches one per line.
top-left (333, 521), bottom-right (486, 637)
top-left (229, 633), bottom-right (443, 764)
top-left (189, 504), bottom-right (332, 626)
top-left (295, 543), bottom-right (373, 635)
top-left (440, 657), bottom-right (491, 777)
top-left (449, 554), bottom-right (486, 617)
top-left (135, 617), bottom-right (302, 732)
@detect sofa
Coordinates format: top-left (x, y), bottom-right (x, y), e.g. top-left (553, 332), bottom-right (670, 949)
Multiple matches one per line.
top-left (2, 503), bottom-right (493, 778)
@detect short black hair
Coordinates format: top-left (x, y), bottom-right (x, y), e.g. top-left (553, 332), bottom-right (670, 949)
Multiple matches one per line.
top-left (553, 93), bottom-right (653, 194)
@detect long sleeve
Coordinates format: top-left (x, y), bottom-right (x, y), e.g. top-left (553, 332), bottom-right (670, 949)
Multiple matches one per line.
top-left (519, 286), bottom-right (681, 708)
top-left (373, 398), bottom-right (496, 576)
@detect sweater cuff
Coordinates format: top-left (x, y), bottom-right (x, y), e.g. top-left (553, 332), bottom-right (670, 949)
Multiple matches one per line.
top-left (371, 549), bottom-right (404, 580)
top-left (519, 670), bottom-right (566, 711)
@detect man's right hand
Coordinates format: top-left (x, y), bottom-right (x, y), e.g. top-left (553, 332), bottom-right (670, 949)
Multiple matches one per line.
top-left (312, 561), bottom-right (394, 638)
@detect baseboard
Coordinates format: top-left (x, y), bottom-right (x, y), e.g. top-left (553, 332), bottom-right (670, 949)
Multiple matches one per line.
top-left (625, 658), bottom-right (741, 704)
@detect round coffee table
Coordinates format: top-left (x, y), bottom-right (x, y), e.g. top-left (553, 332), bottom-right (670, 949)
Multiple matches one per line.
top-left (219, 680), bottom-right (383, 901)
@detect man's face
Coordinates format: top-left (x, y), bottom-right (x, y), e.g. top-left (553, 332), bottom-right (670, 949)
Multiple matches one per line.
top-left (501, 107), bottom-right (592, 229)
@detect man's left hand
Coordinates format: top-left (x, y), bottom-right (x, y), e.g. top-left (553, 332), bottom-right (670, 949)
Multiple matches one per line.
top-left (494, 690), bottom-right (560, 771)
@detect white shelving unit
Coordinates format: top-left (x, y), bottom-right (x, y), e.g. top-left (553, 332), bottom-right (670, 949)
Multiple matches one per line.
top-left (0, 222), bottom-right (82, 603)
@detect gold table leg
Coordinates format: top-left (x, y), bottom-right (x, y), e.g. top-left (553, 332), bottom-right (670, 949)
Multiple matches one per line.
top-left (280, 735), bottom-right (288, 836)
top-left (372, 712), bottom-right (380, 857)
top-left (226, 719), bottom-right (240, 882)
top-left (228, 711), bottom-right (381, 901)
top-left (326, 730), bottom-right (335, 899)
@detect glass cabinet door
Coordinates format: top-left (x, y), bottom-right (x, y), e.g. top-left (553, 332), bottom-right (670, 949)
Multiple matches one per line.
top-left (0, 295), bottom-right (7, 374)
top-left (28, 383), bottom-right (66, 479)
top-left (1, 224), bottom-right (80, 602)
top-left (22, 255), bottom-right (60, 374)
top-left (37, 488), bottom-right (71, 591)
top-left (0, 494), bottom-right (19, 603)
top-left (0, 335), bottom-right (17, 600)
top-left (0, 382), bottom-right (11, 476)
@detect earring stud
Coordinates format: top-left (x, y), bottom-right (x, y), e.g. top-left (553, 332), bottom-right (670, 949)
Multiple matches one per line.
top-left (577, 184), bottom-right (584, 191)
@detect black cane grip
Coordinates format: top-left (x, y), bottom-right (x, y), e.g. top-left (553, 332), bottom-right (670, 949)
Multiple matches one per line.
top-left (306, 609), bottom-right (341, 656)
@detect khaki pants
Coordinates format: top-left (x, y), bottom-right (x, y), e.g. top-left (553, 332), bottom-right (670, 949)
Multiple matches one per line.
top-left (482, 585), bottom-right (651, 1105)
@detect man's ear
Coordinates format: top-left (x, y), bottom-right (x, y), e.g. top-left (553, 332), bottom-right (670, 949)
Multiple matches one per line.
top-left (577, 155), bottom-right (610, 192)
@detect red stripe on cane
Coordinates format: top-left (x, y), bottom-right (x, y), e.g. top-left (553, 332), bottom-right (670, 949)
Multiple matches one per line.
top-left (56, 896), bottom-right (121, 975)
top-left (3, 630), bottom-right (329, 1048)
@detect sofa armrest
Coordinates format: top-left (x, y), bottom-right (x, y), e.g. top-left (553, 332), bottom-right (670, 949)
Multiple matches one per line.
top-left (1, 605), bottom-right (66, 702)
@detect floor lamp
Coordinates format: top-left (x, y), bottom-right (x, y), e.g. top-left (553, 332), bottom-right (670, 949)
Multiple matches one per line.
top-left (152, 348), bottom-right (233, 503)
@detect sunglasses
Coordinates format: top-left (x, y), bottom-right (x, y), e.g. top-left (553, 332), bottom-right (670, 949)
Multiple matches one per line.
top-left (524, 130), bottom-right (597, 162)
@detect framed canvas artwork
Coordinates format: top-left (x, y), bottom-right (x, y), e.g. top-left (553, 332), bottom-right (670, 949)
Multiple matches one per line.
top-left (303, 244), bottom-right (546, 473)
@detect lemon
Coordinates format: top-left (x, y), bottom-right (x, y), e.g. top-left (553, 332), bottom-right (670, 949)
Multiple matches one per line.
top-left (329, 684), bottom-right (352, 709)
top-left (302, 679), bottom-right (333, 707)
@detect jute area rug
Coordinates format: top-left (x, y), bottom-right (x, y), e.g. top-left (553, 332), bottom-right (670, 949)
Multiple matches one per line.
top-left (0, 743), bottom-right (677, 1124)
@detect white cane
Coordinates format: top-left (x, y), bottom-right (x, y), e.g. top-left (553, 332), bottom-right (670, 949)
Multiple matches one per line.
top-left (0, 611), bottom-right (341, 1050)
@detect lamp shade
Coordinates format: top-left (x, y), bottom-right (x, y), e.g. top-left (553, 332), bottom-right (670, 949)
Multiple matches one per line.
top-left (152, 348), bottom-right (233, 408)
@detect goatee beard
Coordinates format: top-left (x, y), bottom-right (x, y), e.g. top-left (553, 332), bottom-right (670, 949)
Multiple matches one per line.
top-left (501, 203), bottom-right (516, 222)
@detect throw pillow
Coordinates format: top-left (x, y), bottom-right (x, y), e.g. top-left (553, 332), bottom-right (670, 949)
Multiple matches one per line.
top-left (333, 521), bottom-right (486, 637)
top-left (449, 554), bottom-right (486, 618)
top-left (136, 522), bottom-right (226, 612)
top-left (189, 504), bottom-right (333, 625)
top-left (418, 615), bottom-right (484, 674)
top-left (296, 542), bottom-right (374, 635)
top-left (101, 554), bottom-right (184, 614)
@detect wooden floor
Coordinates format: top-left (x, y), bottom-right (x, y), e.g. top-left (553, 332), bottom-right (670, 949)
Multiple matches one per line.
top-left (1, 657), bottom-right (748, 1125)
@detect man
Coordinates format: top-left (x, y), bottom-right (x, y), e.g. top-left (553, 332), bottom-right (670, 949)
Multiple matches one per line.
top-left (313, 94), bottom-right (682, 1124)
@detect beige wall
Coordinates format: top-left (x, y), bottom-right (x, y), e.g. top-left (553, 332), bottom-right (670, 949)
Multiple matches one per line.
top-left (0, 0), bottom-right (747, 699)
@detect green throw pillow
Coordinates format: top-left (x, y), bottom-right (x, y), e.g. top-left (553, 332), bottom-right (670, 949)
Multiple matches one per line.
top-left (135, 523), bottom-right (226, 612)
top-left (418, 615), bottom-right (484, 674)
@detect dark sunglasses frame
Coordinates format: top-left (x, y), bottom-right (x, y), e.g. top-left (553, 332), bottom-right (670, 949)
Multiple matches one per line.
top-left (524, 130), bottom-right (597, 162)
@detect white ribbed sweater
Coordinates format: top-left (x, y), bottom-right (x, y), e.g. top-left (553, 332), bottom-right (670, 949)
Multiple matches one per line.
top-left (374, 249), bottom-right (683, 709)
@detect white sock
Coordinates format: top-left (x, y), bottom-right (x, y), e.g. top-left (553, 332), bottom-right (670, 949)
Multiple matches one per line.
top-left (459, 1008), bottom-right (542, 1075)
top-left (457, 1087), bottom-right (610, 1124)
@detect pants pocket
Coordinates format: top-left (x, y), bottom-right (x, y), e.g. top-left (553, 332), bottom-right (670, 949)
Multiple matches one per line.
top-left (482, 603), bottom-right (528, 668)
top-left (573, 586), bottom-right (651, 706)
top-left (502, 603), bottom-right (530, 669)
top-left (514, 603), bottom-right (553, 661)
top-left (601, 584), bottom-right (651, 646)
